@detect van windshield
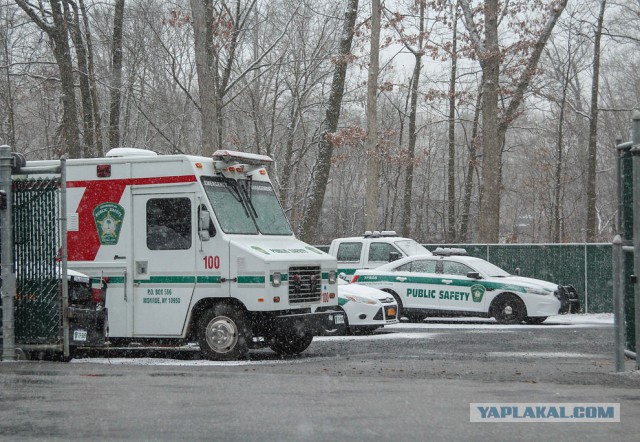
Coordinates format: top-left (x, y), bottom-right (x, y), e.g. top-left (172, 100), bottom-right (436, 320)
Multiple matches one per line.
top-left (201, 176), bottom-right (292, 235)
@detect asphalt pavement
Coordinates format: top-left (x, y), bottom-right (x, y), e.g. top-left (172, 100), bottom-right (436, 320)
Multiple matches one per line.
top-left (1, 315), bottom-right (638, 441)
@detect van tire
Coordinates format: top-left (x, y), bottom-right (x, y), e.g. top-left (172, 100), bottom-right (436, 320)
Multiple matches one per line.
top-left (198, 304), bottom-right (250, 360)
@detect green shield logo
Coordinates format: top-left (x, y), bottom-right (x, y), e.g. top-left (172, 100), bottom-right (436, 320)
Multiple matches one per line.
top-left (93, 202), bottom-right (124, 245)
top-left (470, 284), bottom-right (485, 303)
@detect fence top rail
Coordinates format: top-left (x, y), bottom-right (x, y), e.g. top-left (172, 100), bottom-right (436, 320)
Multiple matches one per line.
top-left (422, 243), bottom-right (611, 247)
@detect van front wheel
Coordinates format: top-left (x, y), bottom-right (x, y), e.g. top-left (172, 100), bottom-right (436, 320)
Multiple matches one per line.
top-left (198, 304), bottom-right (250, 360)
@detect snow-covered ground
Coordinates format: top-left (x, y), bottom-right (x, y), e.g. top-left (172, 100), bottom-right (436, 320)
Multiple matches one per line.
top-left (69, 314), bottom-right (612, 367)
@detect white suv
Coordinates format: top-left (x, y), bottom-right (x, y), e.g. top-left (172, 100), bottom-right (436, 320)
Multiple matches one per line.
top-left (328, 231), bottom-right (432, 276)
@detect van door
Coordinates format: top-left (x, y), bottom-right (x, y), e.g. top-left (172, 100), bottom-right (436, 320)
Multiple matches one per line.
top-left (131, 192), bottom-right (196, 336)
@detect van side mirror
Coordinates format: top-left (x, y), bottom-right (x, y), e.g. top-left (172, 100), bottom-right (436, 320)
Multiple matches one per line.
top-left (466, 272), bottom-right (481, 279)
top-left (515, 267), bottom-right (521, 276)
top-left (388, 251), bottom-right (400, 262)
top-left (198, 207), bottom-right (213, 241)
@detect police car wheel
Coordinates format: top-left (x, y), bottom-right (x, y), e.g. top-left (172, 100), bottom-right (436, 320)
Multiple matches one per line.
top-left (492, 294), bottom-right (526, 324)
top-left (524, 316), bottom-right (547, 324)
top-left (198, 304), bottom-right (249, 360)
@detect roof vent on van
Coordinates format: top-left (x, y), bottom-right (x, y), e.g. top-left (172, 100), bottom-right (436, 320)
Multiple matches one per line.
top-left (105, 147), bottom-right (158, 158)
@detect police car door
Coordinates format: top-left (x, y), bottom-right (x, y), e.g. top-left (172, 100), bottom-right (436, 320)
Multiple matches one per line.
top-left (394, 259), bottom-right (439, 310)
top-left (438, 260), bottom-right (484, 312)
top-left (131, 192), bottom-right (196, 336)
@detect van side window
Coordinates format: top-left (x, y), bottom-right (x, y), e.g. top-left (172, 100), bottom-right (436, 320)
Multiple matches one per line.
top-left (336, 242), bottom-right (362, 262)
top-left (146, 198), bottom-right (192, 250)
top-left (368, 242), bottom-right (399, 262)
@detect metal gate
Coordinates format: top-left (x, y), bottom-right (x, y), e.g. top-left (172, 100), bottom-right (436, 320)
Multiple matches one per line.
top-left (12, 178), bottom-right (62, 344)
top-left (1, 146), bottom-right (68, 360)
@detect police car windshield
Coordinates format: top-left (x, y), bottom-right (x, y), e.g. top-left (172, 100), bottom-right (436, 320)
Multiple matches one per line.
top-left (394, 240), bottom-right (431, 256)
top-left (201, 176), bottom-right (291, 235)
top-left (468, 258), bottom-right (510, 277)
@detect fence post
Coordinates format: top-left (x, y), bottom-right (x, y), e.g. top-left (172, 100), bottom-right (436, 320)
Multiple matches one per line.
top-left (613, 235), bottom-right (626, 371)
top-left (631, 109), bottom-right (640, 369)
top-left (0, 145), bottom-right (16, 361)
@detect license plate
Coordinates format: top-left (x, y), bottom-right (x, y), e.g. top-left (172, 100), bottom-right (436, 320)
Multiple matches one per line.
top-left (73, 329), bottom-right (88, 342)
top-left (334, 314), bottom-right (345, 325)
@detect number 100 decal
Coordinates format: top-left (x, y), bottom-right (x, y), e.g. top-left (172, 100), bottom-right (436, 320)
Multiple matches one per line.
top-left (203, 256), bottom-right (220, 269)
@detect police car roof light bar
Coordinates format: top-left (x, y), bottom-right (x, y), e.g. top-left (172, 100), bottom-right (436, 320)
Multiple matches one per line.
top-left (433, 247), bottom-right (469, 256)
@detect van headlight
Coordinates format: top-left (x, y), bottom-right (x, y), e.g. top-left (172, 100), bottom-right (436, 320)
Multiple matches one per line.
top-left (328, 270), bottom-right (337, 284)
top-left (272, 272), bottom-right (282, 287)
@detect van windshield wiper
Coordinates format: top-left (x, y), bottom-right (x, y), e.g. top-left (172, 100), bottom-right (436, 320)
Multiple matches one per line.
top-left (239, 178), bottom-right (258, 219)
top-left (222, 178), bottom-right (250, 218)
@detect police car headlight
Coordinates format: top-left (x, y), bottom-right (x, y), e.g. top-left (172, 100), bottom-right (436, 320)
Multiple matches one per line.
top-left (328, 270), bottom-right (337, 284)
top-left (345, 294), bottom-right (377, 305)
top-left (525, 287), bottom-right (553, 296)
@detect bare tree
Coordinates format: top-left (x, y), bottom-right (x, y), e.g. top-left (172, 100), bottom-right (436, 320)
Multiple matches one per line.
top-left (15, 0), bottom-right (81, 157)
top-left (298, 0), bottom-right (359, 242)
top-left (109, 0), bottom-right (125, 149)
top-left (365, 0), bottom-right (381, 231)
top-left (586, 0), bottom-right (607, 241)
top-left (459, 0), bottom-right (569, 242)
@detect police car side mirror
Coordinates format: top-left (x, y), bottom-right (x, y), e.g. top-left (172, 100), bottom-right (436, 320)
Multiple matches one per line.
top-left (389, 251), bottom-right (400, 262)
top-left (467, 272), bottom-right (481, 279)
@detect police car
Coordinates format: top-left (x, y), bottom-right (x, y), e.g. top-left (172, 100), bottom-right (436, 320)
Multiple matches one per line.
top-left (324, 278), bottom-right (399, 335)
top-left (351, 250), bottom-right (575, 324)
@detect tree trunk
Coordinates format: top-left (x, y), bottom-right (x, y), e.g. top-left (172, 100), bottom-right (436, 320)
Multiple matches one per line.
top-left (298, 0), bottom-right (359, 242)
top-left (190, 0), bottom-right (220, 155)
top-left (79, 0), bottom-right (103, 156)
top-left (460, 88), bottom-right (482, 242)
top-left (109, 0), bottom-right (125, 149)
top-left (477, 0), bottom-right (501, 242)
top-left (401, 0), bottom-right (425, 238)
top-left (586, 0), bottom-right (607, 242)
top-left (67, 1), bottom-right (94, 157)
top-left (365, 0), bottom-right (381, 231)
top-left (446, 3), bottom-right (458, 241)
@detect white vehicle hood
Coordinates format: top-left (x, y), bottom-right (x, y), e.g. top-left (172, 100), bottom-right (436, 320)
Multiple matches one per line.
top-left (338, 280), bottom-right (395, 303)
top-left (230, 235), bottom-right (335, 264)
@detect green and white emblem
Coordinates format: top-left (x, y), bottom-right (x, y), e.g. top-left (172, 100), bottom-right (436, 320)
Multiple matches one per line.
top-left (93, 202), bottom-right (124, 245)
top-left (470, 284), bottom-right (485, 303)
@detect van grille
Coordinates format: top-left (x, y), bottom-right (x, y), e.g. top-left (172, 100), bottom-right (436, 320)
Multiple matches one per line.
top-left (288, 266), bottom-right (321, 304)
